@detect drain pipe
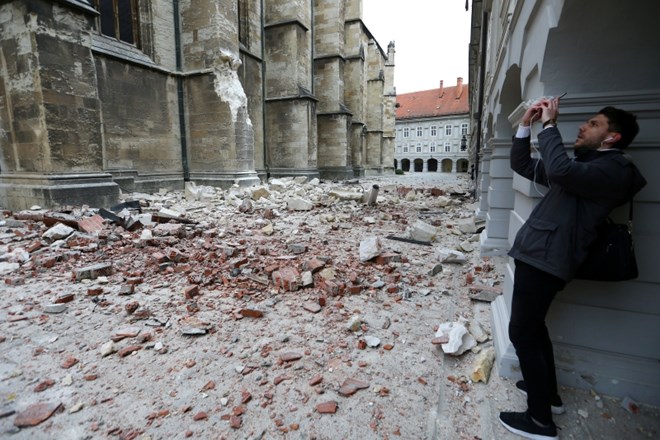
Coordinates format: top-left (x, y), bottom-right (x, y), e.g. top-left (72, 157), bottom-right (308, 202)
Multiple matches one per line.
top-left (174, 0), bottom-right (190, 181)
top-left (261, 0), bottom-right (268, 180)
top-left (473, 9), bottom-right (488, 199)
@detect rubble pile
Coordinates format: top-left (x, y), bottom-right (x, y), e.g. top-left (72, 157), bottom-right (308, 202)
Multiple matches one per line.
top-left (0, 175), bottom-right (504, 439)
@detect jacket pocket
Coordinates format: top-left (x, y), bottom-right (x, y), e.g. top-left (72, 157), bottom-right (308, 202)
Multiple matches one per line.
top-left (516, 217), bottom-right (559, 261)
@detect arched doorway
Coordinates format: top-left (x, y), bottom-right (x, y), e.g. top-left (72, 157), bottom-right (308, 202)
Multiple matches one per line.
top-left (441, 158), bottom-right (452, 173)
top-left (401, 159), bottom-right (410, 172)
top-left (393, 159), bottom-right (398, 169)
top-left (413, 158), bottom-right (423, 172)
top-left (428, 158), bottom-right (438, 172)
top-left (457, 159), bottom-right (469, 172)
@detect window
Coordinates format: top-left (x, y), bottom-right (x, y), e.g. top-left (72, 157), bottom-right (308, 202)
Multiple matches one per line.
top-left (94, 0), bottom-right (140, 47)
top-left (444, 142), bottom-right (451, 153)
top-left (417, 126), bottom-right (423, 137)
top-left (430, 125), bottom-right (437, 137)
top-left (461, 123), bottom-right (469, 136)
top-left (460, 136), bottom-right (468, 152)
top-left (445, 125), bottom-right (453, 136)
top-left (430, 142), bottom-right (436, 153)
top-left (403, 128), bottom-right (410, 138)
top-left (416, 144), bottom-right (422, 153)
top-left (403, 145), bottom-right (409, 153)
top-left (238, 0), bottom-right (250, 47)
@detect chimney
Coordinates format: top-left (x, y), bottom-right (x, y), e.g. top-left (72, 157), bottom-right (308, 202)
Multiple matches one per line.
top-left (439, 80), bottom-right (444, 97)
top-left (456, 77), bottom-right (463, 99)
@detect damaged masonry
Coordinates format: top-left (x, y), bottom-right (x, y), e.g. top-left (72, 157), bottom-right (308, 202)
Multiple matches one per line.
top-left (0, 174), bottom-right (507, 438)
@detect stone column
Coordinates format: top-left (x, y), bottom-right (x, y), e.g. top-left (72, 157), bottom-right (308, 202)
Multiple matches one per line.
top-left (314, 0), bottom-right (352, 180)
top-left (180, 0), bottom-right (259, 188)
top-left (381, 41), bottom-right (396, 174)
top-left (344, 15), bottom-right (367, 177)
top-left (364, 40), bottom-right (384, 175)
top-left (0, 0), bottom-right (119, 210)
top-left (263, 0), bottom-right (319, 179)
top-left (478, 137), bottom-right (514, 256)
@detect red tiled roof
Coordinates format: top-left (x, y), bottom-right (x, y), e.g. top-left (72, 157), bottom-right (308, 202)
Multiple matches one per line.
top-left (396, 83), bottom-right (469, 120)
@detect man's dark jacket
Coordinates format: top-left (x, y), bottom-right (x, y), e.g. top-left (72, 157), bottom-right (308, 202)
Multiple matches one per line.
top-left (509, 126), bottom-right (647, 281)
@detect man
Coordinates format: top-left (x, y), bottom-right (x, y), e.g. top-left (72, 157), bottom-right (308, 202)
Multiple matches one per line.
top-left (499, 98), bottom-right (647, 440)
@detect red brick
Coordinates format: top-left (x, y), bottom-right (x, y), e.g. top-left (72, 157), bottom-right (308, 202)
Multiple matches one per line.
top-left (316, 401), bottom-right (337, 414)
top-left (272, 267), bottom-right (300, 291)
top-left (118, 345), bottom-right (142, 357)
top-left (183, 285), bottom-right (199, 299)
top-left (239, 309), bottom-right (263, 318)
top-left (303, 257), bottom-right (326, 274)
top-left (77, 215), bottom-right (104, 234)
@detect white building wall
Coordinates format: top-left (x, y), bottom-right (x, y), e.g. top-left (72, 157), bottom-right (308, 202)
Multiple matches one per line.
top-left (471, 0), bottom-right (660, 405)
top-left (394, 115), bottom-right (470, 173)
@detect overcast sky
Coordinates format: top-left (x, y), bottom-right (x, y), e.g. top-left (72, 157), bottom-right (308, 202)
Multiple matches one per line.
top-left (363, 0), bottom-right (471, 94)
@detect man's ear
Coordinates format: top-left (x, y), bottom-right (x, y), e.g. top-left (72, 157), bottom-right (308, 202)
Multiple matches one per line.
top-left (605, 133), bottom-right (621, 143)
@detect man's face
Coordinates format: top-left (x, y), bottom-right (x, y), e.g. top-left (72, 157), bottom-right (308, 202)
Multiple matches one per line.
top-left (574, 114), bottom-right (615, 149)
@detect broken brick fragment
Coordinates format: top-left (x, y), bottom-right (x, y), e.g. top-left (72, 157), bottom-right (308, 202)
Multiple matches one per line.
top-left (73, 262), bottom-right (113, 281)
top-left (13, 402), bottom-right (62, 427)
top-left (308, 375), bottom-right (323, 386)
top-left (239, 309), bottom-right (263, 318)
top-left (61, 356), bottom-right (79, 369)
top-left (193, 412), bottom-right (208, 421)
top-left (230, 415), bottom-right (242, 429)
top-left (303, 257), bottom-right (326, 274)
top-left (77, 215), bottom-right (105, 234)
top-left (34, 379), bottom-right (55, 392)
top-left (316, 401), bottom-right (337, 414)
top-left (279, 352), bottom-right (302, 362)
top-left (338, 378), bottom-right (369, 396)
top-left (272, 267), bottom-right (300, 291)
top-left (274, 375), bottom-right (290, 385)
top-left (183, 285), bottom-right (199, 299)
top-left (118, 346), bottom-right (141, 357)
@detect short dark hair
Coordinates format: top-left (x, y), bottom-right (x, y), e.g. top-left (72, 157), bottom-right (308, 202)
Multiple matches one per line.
top-left (598, 106), bottom-right (639, 149)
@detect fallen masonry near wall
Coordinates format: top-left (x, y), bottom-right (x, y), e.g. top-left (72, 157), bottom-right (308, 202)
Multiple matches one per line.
top-left (0, 175), bottom-right (508, 439)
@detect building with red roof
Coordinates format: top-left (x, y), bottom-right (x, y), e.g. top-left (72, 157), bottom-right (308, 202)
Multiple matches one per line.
top-left (394, 78), bottom-right (470, 174)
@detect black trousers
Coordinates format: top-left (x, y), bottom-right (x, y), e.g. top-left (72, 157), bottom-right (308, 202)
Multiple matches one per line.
top-left (509, 260), bottom-right (566, 424)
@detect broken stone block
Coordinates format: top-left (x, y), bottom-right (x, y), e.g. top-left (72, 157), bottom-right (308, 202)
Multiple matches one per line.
top-left (470, 348), bottom-right (495, 383)
top-left (0, 262), bottom-right (20, 275)
top-left (359, 237), bottom-right (382, 262)
top-left (73, 262), bottom-right (113, 281)
top-left (43, 223), bottom-right (75, 241)
top-left (409, 220), bottom-right (437, 242)
top-left (328, 189), bottom-right (363, 202)
top-left (468, 284), bottom-right (502, 302)
top-left (43, 304), bottom-right (67, 314)
top-left (239, 199), bottom-right (253, 213)
top-left (262, 223), bottom-right (274, 235)
top-left (364, 336), bottom-right (381, 348)
top-left (458, 240), bottom-right (473, 252)
top-left (436, 248), bottom-right (467, 264)
top-left (153, 223), bottom-right (185, 237)
top-left (301, 271), bottom-right (314, 287)
top-left (435, 322), bottom-right (477, 356)
top-left (251, 186), bottom-right (271, 201)
top-left (456, 218), bottom-right (478, 234)
top-left (286, 197), bottom-right (313, 211)
top-left (467, 319), bottom-right (489, 343)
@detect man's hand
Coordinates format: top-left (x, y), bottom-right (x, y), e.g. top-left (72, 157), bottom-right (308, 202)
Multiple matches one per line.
top-left (522, 104), bottom-right (543, 127)
top-left (540, 98), bottom-right (560, 125)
